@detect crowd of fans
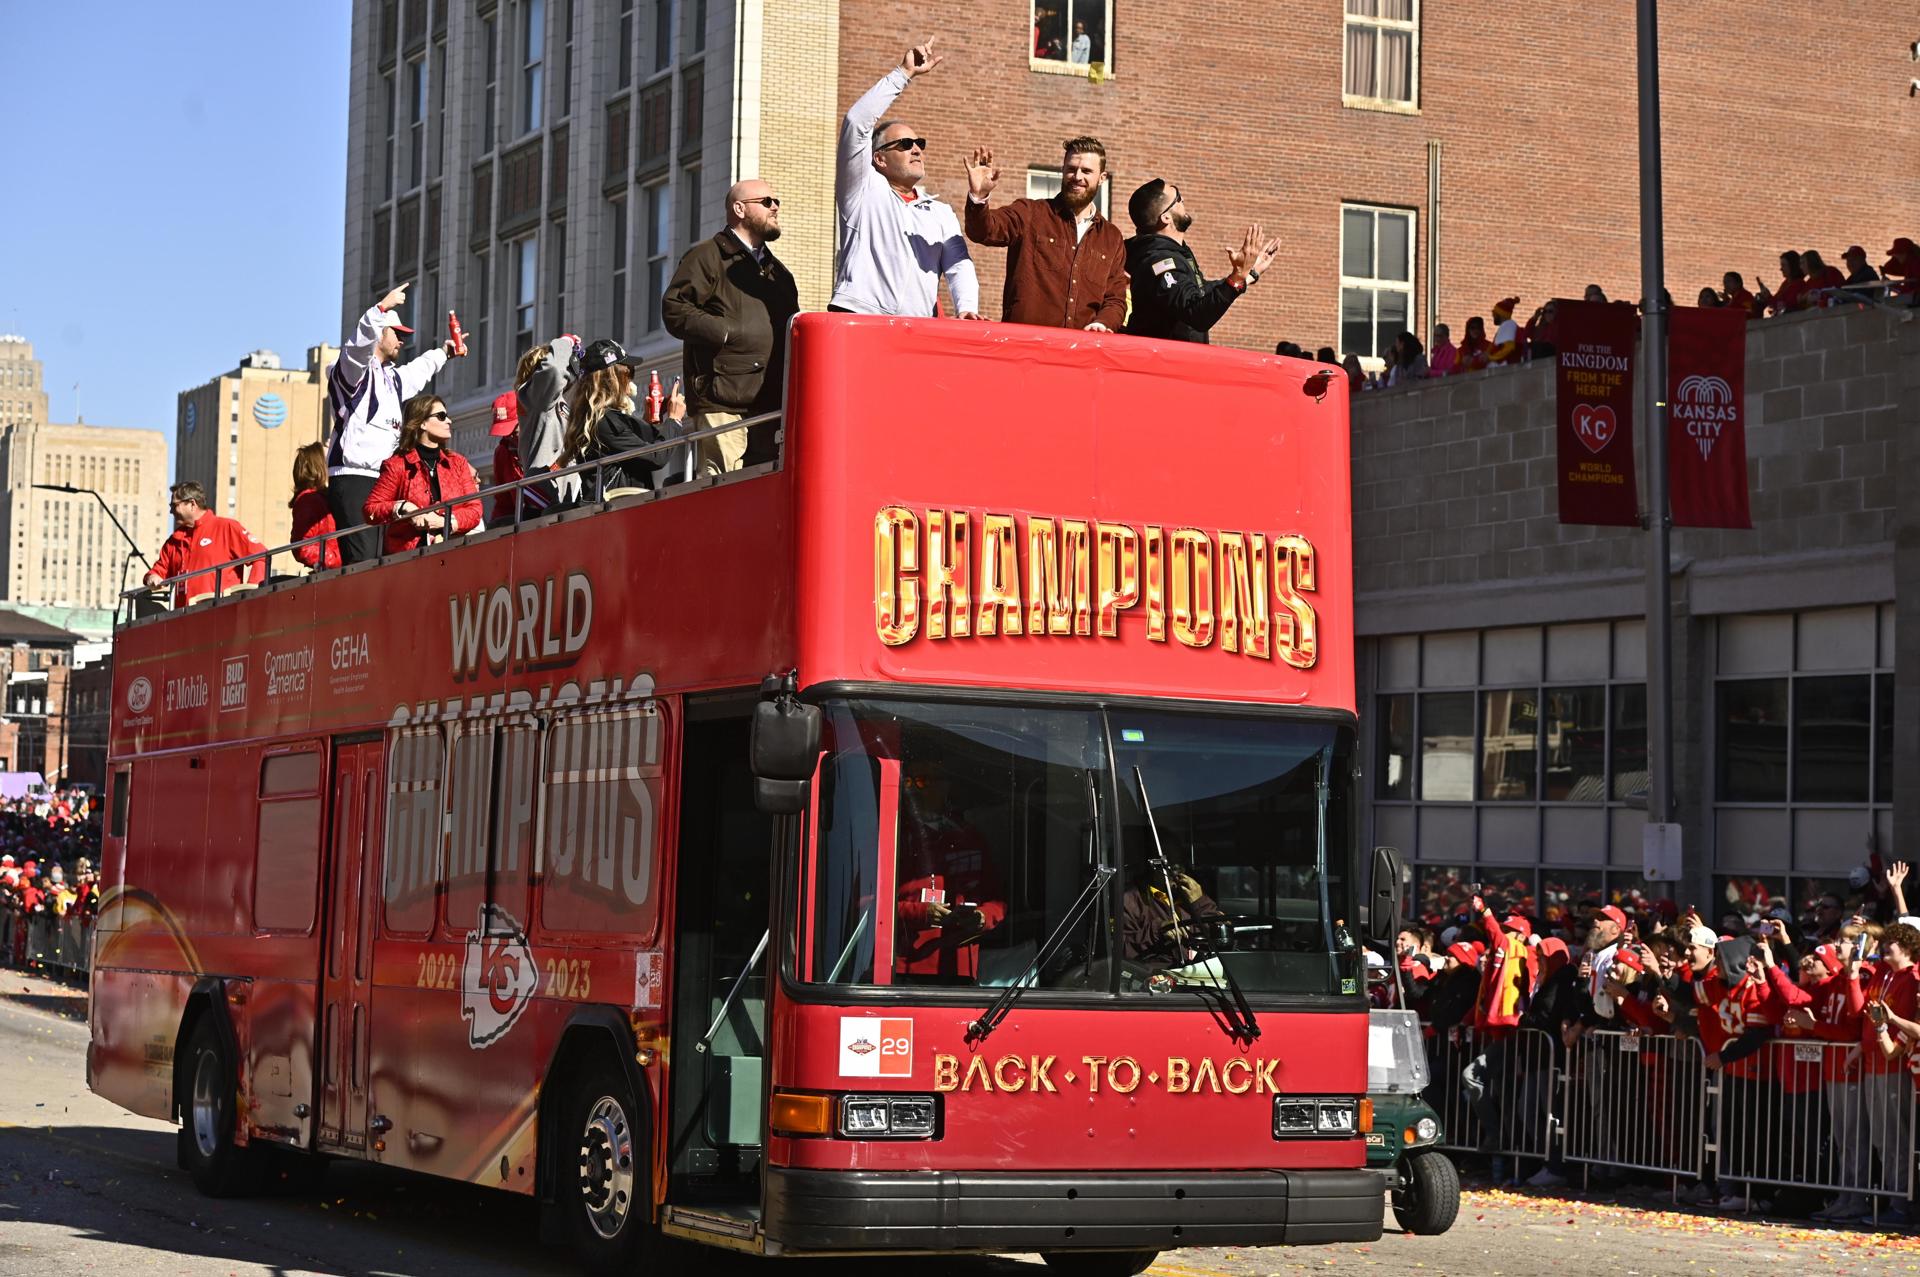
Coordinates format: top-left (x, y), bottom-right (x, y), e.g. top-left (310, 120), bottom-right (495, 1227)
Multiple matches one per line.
top-left (0, 787), bottom-right (103, 971)
top-left (1289, 238), bottom-right (1918, 396)
top-left (1392, 855), bottom-right (1920, 1223)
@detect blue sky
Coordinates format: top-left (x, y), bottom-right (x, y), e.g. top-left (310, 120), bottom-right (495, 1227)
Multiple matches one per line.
top-left (0, 4), bottom-right (349, 477)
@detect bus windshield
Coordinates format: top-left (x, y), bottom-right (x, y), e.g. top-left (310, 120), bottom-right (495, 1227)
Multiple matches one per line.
top-left (803, 697), bottom-right (1360, 1000)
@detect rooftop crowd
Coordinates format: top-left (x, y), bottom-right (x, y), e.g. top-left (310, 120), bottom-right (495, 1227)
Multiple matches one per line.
top-left (137, 35), bottom-right (1920, 598)
top-left (1396, 855), bottom-right (1920, 1224)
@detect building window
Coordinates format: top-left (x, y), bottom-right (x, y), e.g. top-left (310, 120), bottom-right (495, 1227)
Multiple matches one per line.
top-left (382, 72), bottom-right (397, 200)
top-left (680, 61), bottom-right (703, 152)
top-left (549, 123), bottom-right (569, 203)
top-left (653, 0), bottom-right (675, 73)
top-left (371, 208), bottom-right (392, 293)
top-left (605, 97), bottom-right (631, 179)
top-left (471, 162), bottom-right (494, 239)
top-left (617, 0), bottom-right (635, 87)
top-left (638, 80), bottom-right (671, 171)
top-left (408, 57), bottom-right (427, 188)
top-left (643, 182), bottom-right (670, 332)
top-left (1480, 689), bottom-right (1538, 801)
top-left (481, 12), bottom-right (498, 150)
top-left (520, 0), bottom-right (545, 136)
top-left (1718, 679), bottom-right (1788, 802)
top-left (395, 195), bottom-right (421, 279)
top-left (549, 220), bottom-right (567, 336)
top-left (558, 0), bottom-right (575, 118)
top-left (691, 0), bottom-right (707, 53)
top-left (472, 248), bottom-right (492, 383)
top-left (1338, 203), bottom-right (1414, 361)
top-left (680, 165), bottom-right (702, 247)
top-left (609, 196), bottom-right (629, 339)
top-left (512, 235), bottom-right (538, 354)
top-left (500, 139), bottom-right (543, 228)
top-left (1025, 167), bottom-right (1108, 218)
top-left (433, 40), bottom-right (447, 176)
top-left (1343, 0), bottom-right (1418, 108)
top-left (1031, 0), bottom-right (1110, 72)
top-left (1417, 691), bottom-right (1473, 802)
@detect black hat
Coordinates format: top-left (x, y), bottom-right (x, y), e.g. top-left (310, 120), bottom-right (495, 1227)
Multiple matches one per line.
top-left (1128, 178), bottom-right (1171, 232)
top-left (581, 338), bottom-right (627, 371)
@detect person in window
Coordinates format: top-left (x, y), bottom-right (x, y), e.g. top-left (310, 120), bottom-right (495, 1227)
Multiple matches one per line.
top-left (1070, 20), bottom-right (1091, 64)
top-left (362, 394), bottom-right (484, 554)
top-left (892, 763), bottom-right (1005, 982)
top-left (1121, 867), bottom-right (1220, 966)
top-left (559, 340), bottom-right (690, 497)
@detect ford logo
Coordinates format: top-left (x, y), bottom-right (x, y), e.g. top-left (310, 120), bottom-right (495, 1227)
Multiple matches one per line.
top-left (252, 392), bottom-right (287, 430)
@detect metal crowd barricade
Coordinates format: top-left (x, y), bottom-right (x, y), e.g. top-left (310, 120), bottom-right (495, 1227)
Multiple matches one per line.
top-left (1426, 1025), bottom-right (1558, 1161)
top-left (1562, 1029), bottom-right (1709, 1181)
top-left (0, 904), bottom-right (93, 982)
top-left (1716, 1038), bottom-right (1917, 1209)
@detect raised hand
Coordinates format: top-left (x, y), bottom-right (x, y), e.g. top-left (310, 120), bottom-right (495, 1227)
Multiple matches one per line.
top-left (380, 281), bottom-right (411, 312)
top-left (962, 146), bottom-right (999, 200)
top-left (1226, 225), bottom-right (1281, 279)
top-left (902, 35), bottom-right (944, 78)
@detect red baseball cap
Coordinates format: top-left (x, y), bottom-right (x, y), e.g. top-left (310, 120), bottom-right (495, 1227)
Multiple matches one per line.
top-left (1810, 944), bottom-right (1844, 976)
top-left (1597, 905), bottom-right (1630, 931)
top-left (490, 391), bottom-right (520, 436)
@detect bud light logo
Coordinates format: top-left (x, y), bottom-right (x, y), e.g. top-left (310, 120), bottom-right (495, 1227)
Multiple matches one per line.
top-left (461, 904), bottom-right (537, 1049)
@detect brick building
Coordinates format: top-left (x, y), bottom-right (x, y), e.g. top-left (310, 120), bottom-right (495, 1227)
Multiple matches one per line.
top-left (341, 2), bottom-right (1918, 459)
top-left (1350, 303), bottom-right (1918, 927)
top-left (0, 609), bottom-right (82, 779)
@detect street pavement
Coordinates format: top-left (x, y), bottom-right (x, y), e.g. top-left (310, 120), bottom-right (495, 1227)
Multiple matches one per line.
top-left (3, 971), bottom-right (1918, 1276)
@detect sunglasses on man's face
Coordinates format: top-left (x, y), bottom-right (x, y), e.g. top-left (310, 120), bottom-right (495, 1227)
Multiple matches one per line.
top-left (876, 136), bottom-right (928, 154)
top-left (739, 196), bottom-right (780, 209)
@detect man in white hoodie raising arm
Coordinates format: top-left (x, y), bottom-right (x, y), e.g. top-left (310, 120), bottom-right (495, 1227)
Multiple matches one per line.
top-left (830, 37), bottom-right (981, 321)
top-left (325, 281), bottom-right (464, 563)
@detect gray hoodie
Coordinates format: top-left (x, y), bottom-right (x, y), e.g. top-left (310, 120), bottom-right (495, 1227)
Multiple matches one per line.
top-left (514, 336), bottom-right (574, 470)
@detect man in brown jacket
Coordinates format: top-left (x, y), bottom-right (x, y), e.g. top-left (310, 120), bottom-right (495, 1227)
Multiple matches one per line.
top-left (662, 177), bottom-right (800, 474)
top-left (961, 136), bottom-right (1129, 331)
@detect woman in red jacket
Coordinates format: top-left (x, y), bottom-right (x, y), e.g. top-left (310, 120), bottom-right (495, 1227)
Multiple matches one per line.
top-left (363, 394), bottom-right (484, 554)
top-left (288, 442), bottom-right (341, 569)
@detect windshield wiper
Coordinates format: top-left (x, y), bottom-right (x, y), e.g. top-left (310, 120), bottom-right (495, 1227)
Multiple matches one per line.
top-left (967, 864), bottom-right (1112, 1044)
top-left (1132, 766), bottom-right (1260, 1044)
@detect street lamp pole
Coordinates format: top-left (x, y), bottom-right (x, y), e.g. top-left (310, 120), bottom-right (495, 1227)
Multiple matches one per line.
top-left (1636, 1), bottom-right (1678, 864)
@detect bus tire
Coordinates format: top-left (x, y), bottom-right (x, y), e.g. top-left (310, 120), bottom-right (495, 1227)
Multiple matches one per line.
top-left (1393, 1149), bottom-right (1460, 1235)
top-left (1040, 1250), bottom-right (1160, 1277)
top-left (175, 1015), bottom-right (254, 1197)
top-left (558, 1053), bottom-right (656, 1274)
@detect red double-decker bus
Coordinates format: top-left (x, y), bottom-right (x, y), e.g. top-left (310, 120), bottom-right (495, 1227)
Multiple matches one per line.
top-left (89, 316), bottom-right (1386, 1274)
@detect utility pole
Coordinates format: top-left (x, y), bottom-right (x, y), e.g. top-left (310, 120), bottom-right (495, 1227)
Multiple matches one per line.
top-left (1637, 0), bottom-right (1680, 881)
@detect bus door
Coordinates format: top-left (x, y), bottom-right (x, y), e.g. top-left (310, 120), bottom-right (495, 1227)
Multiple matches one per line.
top-left (667, 700), bottom-right (774, 1202)
top-left (316, 736), bottom-right (384, 1154)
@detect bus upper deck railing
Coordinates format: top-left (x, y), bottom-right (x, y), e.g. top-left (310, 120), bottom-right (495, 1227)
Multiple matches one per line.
top-left (117, 410), bottom-right (783, 629)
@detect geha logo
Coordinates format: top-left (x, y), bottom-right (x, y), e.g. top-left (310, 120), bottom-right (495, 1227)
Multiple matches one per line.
top-left (460, 904), bottom-right (538, 1049)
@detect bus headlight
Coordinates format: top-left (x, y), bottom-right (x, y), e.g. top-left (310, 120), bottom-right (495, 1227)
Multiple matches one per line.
top-left (1414, 1116), bottom-right (1440, 1144)
top-left (1273, 1097), bottom-right (1361, 1138)
top-left (837, 1094), bottom-right (938, 1139)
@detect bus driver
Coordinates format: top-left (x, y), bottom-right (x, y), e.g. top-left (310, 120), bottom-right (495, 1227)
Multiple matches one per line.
top-left (1122, 867), bottom-right (1222, 966)
top-left (893, 763), bottom-right (1005, 983)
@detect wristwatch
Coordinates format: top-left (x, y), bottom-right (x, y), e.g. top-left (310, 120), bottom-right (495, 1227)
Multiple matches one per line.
top-left (1246, 268), bottom-right (1261, 286)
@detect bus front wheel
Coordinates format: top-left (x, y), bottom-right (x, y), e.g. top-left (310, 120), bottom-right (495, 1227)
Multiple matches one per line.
top-left (1040, 1250), bottom-right (1160, 1277)
top-left (558, 1054), bottom-right (657, 1274)
top-left (175, 1015), bottom-right (254, 1197)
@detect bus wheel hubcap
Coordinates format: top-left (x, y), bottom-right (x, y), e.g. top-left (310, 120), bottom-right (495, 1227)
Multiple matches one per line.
top-left (578, 1095), bottom-right (633, 1239)
top-left (191, 1051), bottom-right (221, 1158)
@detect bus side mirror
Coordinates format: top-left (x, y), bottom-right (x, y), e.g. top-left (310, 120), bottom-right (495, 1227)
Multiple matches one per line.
top-left (1367, 845), bottom-right (1405, 946)
top-left (751, 686), bottom-right (821, 815)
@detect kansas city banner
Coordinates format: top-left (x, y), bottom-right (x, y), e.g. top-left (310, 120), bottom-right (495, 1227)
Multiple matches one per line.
top-left (1667, 305), bottom-right (1752, 529)
top-left (1555, 300), bottom-right (1641, 527)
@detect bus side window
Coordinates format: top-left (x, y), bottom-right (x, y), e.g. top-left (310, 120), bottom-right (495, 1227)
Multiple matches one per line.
top-left (384, 726), bottom-right (446, 936)
top-left (98, 765), bottom-right (133, 933)
top-left (443, 724), bottom-right (493, 934)
top-left (491, 722), bottom-right (538, 924)
top-left (540, 703), bottom-right (665, 939)
top-left (439, 719), bottom-right (539, 934)
top-left (255, 749), bottom-right (324, 933)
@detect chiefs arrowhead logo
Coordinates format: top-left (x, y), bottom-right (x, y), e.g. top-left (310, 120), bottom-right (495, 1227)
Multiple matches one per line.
top-left (461, 904), bottom-right (537, 1049)
top-left (1572, 404), bottom-right (1617, 454)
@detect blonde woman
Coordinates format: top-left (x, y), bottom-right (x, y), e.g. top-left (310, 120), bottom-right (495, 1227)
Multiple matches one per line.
top-left (560, 339), bottom-right (688, 497)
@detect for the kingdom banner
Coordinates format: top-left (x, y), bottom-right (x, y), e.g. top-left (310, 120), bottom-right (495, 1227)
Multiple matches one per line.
top-left (1554, 300), bottom-right (1642, 527)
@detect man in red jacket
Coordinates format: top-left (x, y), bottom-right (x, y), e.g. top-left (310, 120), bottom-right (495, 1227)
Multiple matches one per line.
top-left (1849, 921), bottom-right (1918, 1210)
top-left (143, 481), bottom-right (265, 607)
top-left (962, 137), bottom-right (1129, 332)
